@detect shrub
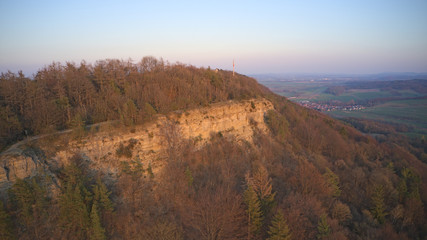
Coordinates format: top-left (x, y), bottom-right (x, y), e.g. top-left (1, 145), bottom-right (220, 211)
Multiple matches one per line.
top-left (116, 139), bottom-right (137, 158)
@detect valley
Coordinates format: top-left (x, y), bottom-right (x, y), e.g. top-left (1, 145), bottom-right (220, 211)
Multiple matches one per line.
top-left (256, 75), bottom-right (427, 137)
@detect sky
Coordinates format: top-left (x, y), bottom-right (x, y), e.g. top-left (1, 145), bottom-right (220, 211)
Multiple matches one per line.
top-left (1, 0), bottom-right (426, 76)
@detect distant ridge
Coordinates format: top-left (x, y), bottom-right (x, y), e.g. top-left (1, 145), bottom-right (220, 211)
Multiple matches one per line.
top-left (252, 72), bottom-right (427, 82)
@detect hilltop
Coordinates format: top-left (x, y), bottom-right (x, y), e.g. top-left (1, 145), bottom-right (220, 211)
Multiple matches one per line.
top-left (0, 58), bottom-right (426, 239)
top-left (0, 57), bottom-right (268, 151)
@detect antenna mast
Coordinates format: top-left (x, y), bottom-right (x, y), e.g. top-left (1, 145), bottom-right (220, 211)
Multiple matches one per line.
top-left (233, 59), bottom-right (235, 76)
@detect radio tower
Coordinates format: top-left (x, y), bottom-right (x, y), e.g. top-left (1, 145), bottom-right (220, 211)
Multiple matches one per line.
top-left (233, 59), bottom-right (235, 76)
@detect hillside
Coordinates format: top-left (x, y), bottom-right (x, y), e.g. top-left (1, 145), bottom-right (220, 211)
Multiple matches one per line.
top-left (1, 98), bottom-right (273, 188)
top-left (0, 57), bottom-right (268, 151)
top-left (1, 58), bottom-right (427, 239)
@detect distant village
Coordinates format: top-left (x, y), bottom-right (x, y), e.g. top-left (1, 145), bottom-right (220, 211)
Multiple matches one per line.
top-left (298, 100), bottom-right (366, 112)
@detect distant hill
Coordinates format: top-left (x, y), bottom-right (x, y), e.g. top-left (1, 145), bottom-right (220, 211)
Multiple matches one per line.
top-left (252, 72), bottom-right (427, 82)
top-left (345, 79), bottom-right (427, 93)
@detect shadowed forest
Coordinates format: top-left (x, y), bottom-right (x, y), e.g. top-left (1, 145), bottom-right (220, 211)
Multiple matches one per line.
top-left (1, 57), bottom-right (427, 239)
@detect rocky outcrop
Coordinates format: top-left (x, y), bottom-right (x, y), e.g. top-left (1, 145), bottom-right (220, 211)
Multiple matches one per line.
top-left (0, 98), bottom-right (274, 189)
top-left (0, 148), bottom-right (47, 190)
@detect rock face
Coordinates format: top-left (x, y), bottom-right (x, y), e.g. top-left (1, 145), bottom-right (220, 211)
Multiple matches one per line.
top-left (0, 98), bottom-right (274, 189)
top-left (0, 148), bottom-right (47, 190)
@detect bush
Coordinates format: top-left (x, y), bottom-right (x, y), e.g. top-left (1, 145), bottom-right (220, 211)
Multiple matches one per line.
top-left (116, 139), bottom-right (137, 158)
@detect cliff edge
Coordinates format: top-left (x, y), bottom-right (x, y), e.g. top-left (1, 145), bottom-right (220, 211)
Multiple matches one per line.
top-left (1, 98), bottom-right (274, 190)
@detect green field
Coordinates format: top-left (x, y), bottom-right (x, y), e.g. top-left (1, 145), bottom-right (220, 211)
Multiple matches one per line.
top-left (316, 89), bottom-right (423, 103)
top-left (327, 98), bottom-right (427, 136)
top-left (263, 80), bottom-right (424, 103)
top-left (258, 79), bottom-right (427, 137)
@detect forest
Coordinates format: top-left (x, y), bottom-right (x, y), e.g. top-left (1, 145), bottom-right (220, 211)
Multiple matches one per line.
top-left (0, 57), bottom-right (266, 151)
top-left (1, 57), bottom-right (427, 239)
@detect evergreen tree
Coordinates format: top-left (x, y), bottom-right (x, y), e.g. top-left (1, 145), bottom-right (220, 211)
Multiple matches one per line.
top-left (400, 167), bottom-right (421, 200)
top-left (93, 177), bottom-right (114, 214)
top-left (8, 177), bottom-right (50, 238)
top-left (57, 160), bottom-right (113, 239)
top-left (90, 202), bottom-right (106, 240)
top-left (244, 185), bottom-right (263, 240)
top-left (370, 185), bottom-right (387, 224)
top-left (59, 162), bottom-right (91, 239)
top-left (143, 102), bottom-right (157, 120)
top-left (323, 168), bottom-right (341, 198)
top-left (70, 113), bottom-right (85, 139)
top-left (184, 166), bottom-right (194, 187)
top-left (0, 201), bottom-right (15, 240)
top-left (92, 177), bottom-right (114, 232)
top-left (397, 178), bottom-right (408, 202)
top-left (120, 99), bottom-right (138, 126)
top-left (8, 179), bottom-right (34, 228)
top-left (267, 210), bottom-right (291, 240)
top-left (316, 214), bottom-right (330, 239)
top-left (246, 166), bottom-right (276, 217)
top-left (59, 181), bottom-right (90, 239)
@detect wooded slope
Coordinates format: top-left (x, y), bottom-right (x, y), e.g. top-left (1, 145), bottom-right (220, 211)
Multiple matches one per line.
top-left (0, 58), bottom-right (426, 239)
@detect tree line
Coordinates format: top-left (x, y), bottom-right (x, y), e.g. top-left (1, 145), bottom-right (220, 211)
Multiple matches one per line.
top-left (0, 57), bottom-right (267, 150)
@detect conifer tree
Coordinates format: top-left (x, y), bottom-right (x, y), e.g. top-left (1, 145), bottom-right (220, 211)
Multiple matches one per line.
top-left (8, 179), bottom-right (34, 228)
top-left (92, 177), bottom-right (114, 232)
top-left (93, 177), bottom-right (114, 214)
top-left (267, 210), bottom-right (291, 240)
top-left (90, 202), bottom-right (106, 240)
top-left (397, 178), bottom-right (408, 202)
top-left (0, 201), bottom-right (14, 240)
top-left (59, 162), bottom-right (91, 239)
top-left (59, 182), bottom-right (90, 239)
top-left (120, 99), bottom-right (138, 126)
top-left (246, 166), bottom-right (276, 217)
top-left (244, 185), bottom-right (263, 240)
top-left (316, 214), bottom-right (330, 239)
top-left (184, 166), bottom-right (194, 187)
top-left (143, 102), bottom-right (157, 120)
top-left (8, 177), bottom-right (50, 238)
top-left (370, 185), bottom-right (387, 224)
top-left (400, 167), bottom-right (421, 201)
top-left (324, 168), bottom-right (341, 198)
top-left (70, 113), bottom-right (85, 138)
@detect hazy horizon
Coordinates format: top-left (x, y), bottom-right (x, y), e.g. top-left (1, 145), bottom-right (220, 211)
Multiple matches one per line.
top-left (1, 0), bottom-right (427, 76)
top-left (3, 60), bottom-right (427, 80)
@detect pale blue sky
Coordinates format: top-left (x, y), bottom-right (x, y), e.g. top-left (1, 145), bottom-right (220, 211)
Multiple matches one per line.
top-left (1, 0), bottom-right (426, 75)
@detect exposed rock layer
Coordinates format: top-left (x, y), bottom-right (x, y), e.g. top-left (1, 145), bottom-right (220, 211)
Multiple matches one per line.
top-left (0, 98), bottom-right (273, 189)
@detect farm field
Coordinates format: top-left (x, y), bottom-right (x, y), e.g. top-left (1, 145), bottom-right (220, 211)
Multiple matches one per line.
top-left (256, 77), bottom-right (427, 137)
top-left (328, 98), bottom-right (427, 136)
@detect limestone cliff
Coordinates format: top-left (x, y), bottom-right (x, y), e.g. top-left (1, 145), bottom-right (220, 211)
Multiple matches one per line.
top-left (0, 98), bottom-right (273, 189)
